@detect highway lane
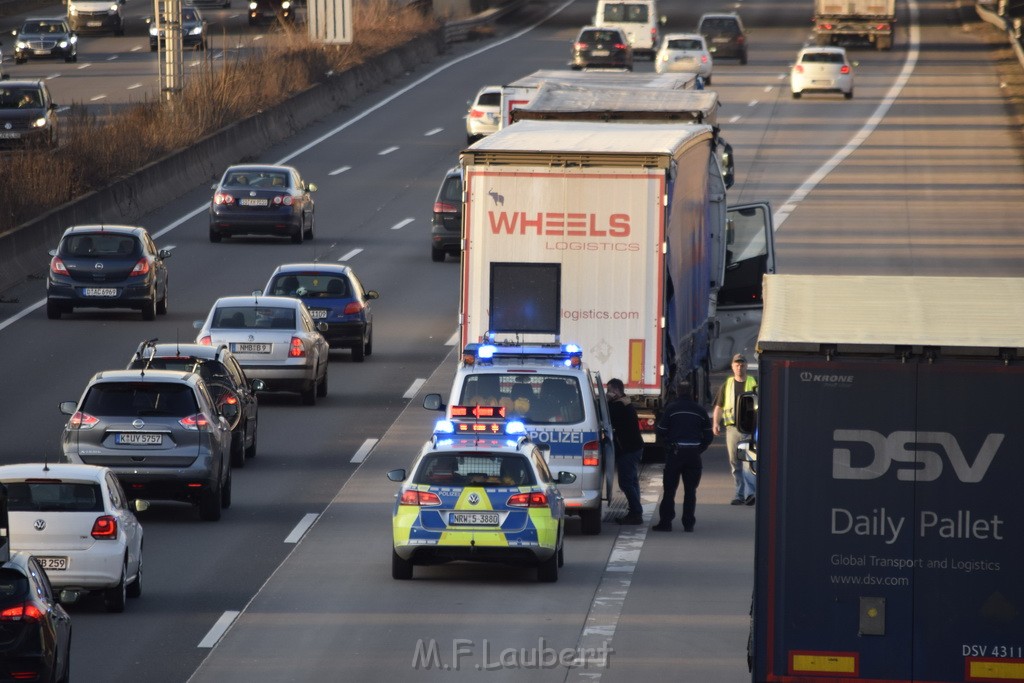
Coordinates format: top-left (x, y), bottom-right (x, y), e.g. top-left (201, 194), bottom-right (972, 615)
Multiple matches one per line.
top-left (0, 0), bottom-right (1022, 679)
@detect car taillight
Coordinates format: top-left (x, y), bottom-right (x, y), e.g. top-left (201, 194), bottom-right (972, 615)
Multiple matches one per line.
top-left (583, 440), bottom-right (600, 467)
top-left (614, 43), bottom-right (628, 50)
top-left (508, 492), bottom-right (548, 507)
top-left (223, 394), bottom-right (239, 406)
top-left (198, 335), bottom-right (212, 346)
top-left (129, 259), bottom-right (150, 276)
top-left (50, 256), bottom-right (68, 275)
top-left (213, 192), bottom-right (234, 205)
top-left (69, 411), bottom-right (99, 430)
top-left (91, 515), bottom-right (118, 539)
top-left (574, 42), bottom-right (588, 49)
top-left (637, 415), bottom-right (655, 433)
top-left (794, 64), bottom-right (805, 74)
top-left (840, 65), bottom-right (850, 74)
top-left (272, 195), bottom-right (294, 206)
top-left (876, 22), bottom-right (889, 29)
top-left (736, 35), bottom-right (745, 44)
top-left (819, 22), bottom-right (833, 30)
top-left (289, 337), bottom-right (305, 358)
top-left (701, 55), bottom-right (708, 63)
top-left (433, 201), bottom-right (459, 214)
top-left (342, 301), bottom-right (364, 315)
top-left (400, 489), bottom-right (442, 506)
top-left (468, 108), bottom-right (485, 119)
top-left (179, 413), bottom-right (210, 430)
top-left (0, 603), bottom-right (43, 622)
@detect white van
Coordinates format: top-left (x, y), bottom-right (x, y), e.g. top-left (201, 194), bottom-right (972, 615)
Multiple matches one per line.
top-left (594, 0), bottom-right (665, 56)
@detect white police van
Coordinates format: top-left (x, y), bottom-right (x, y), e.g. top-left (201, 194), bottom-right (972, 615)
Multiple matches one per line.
top-left (424, 341), bottom-right (613, 534)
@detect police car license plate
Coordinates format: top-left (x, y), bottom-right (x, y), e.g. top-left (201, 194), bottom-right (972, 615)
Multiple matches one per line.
top-left (449, 512), bottom-right (500, 526)
top-left (308, 309), bottom-right (328, 319)
top-left (232, 343), bottom-right (271, 353)
top-left (84, 287), bottom-right (117, 297)
top-left (38, 557), bottom-right (68, 571)
top-left (116, 432), bottom-right (162, 445)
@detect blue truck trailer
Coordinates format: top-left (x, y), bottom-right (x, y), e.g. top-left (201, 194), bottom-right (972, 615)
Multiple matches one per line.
top-left (745, 274), bottom-right (1024, 682)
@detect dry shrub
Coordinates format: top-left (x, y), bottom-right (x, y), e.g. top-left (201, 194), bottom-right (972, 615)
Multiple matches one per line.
top-left (0, 0), bottom-right (437, 234)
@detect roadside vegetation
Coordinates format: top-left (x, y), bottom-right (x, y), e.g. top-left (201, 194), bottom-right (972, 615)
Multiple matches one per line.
top-left (0, 0), bottom-right (437, 233)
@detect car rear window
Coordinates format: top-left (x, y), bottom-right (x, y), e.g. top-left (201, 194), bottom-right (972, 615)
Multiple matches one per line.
top-left (62, 234), bottom-right (139, 258)
top-left (802, 52), bottom-right (845, 63)
top-left (602, 3), bottom-right (650, 22)
top-left (476, 92), bottom-right (501, 107)
top-left (668, 39), bottom-right (703, 50)
top-left (440, 175), bottom-right (462, 203)
top-left (267, 275), bottom-right (350, 299)
top-left (213, 306), bottom-right (296, 329)
top-left (459, 374), bottom-right (584, 425)
top-left (700, 18), bottom-right (739, 34)
top-left (414, 453), bottom-right (536, 486)
top-left (81, 382), bottom-right (199, 417)
top-left (5, 481), bottom-right (104, 512)
top-left (582, 30), bottom-right (622, 42)
top-left (0, 570), bottom-right (28, 602)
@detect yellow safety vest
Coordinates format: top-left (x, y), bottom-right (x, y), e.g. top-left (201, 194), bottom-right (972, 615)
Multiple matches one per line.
top-left (723, 375), bottom-right (757, 425)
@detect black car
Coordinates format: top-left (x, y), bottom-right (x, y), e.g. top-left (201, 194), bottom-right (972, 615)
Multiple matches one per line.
top-left (248, 0), bottom-right (295, 25)
top-left (0, 80), bottom-right (59, 149)
top-left (11, 18), bottom-right (78, 63)
top-left (697, 12), bottom-right (748, 64)
top-left (147, 6), bottom-right (208, 51)
top-left (209, 164), bottom-right (317, 244)
top-left (0, 552), bottom-right (72, 683)
top-left (46, 225), bottom-right (171, 320)
top-left (570, 26), bottom-right (633, 71)
top-left (60, 369), bottom-right (233, 521)
top-left (128, 340), bottom-right (264, 467)
top-left (430, 166), bottom-right (461, 262)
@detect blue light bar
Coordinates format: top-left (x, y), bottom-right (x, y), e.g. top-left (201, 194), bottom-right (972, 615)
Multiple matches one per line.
top-left (434, 419), bottom-right (454, 434)
top-left (505, 420), bottom-right (526, 435)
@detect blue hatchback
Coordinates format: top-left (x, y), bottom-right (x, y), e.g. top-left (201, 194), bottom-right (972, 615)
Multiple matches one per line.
top-left (262, 263), bottom-right (378, 361)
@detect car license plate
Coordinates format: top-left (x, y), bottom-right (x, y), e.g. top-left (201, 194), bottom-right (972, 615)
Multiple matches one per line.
top-left (0, 132), bottom-right (22, 139)
top-left (87, 20), bottom-right (102, 26)
top-left (308, 309), bottom-right (328, 319)
top-left (116, 432), bottom-right (162, 445)
top-left (238, 198), bottom-right (268, 207)
top-left (35, 50), bottom-right (51, 55)
top-left (232, 343), bottom-right (271, 353)
top-left (712, 36), bottom-right (730, 43)
top-left (38, 557), bottom-right (68, 571)
top-left (591, 49), bottom-right (609, 56)
top-left (83, 287), bottom-right (118, 297)
top-left (449, 512), bottom-right (500, 526)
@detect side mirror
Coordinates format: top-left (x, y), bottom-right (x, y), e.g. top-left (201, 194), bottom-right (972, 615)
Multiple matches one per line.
top-left (157, 248), bottom-right (172, 259)
top-left (736, 391), bottom-right (758, 435)
top-left (306, 183), bottom-right (317, 192)
top-left (422, 393), bottom-right (444, 411)
top-left (58, 401), bottom-right (77, 416)
top-left (659, 15), bottom-right (667, 24)
top-left (387, 469), bottom-right (406, 482)
top-left (211, 183), bottom-right (218, 190)
top-left (250, 378), bottom-right (266, 392)
top-left (364, 290), bottom-right (379, 301)
top-left (556, 471), bottom-right (577, 485)
top-left (721, 140), bottom-right (735, 189)
top-left (48, 248), bottom-right (58, 257)
top-left (133, 499), bottom-right (150, 513)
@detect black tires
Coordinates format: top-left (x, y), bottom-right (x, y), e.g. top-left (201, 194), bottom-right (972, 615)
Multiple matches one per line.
top-left (209, 227), bottom-right (222, 243)
top-left (316, 368), bottom-right (328, 398)
top-left (244, 424), bottom-right (258, 459)
top-left (431, 247), bottom-right (445, 262)
top-left (303, 213), bottom-right (314, 241)
top-left (141, 296), bottom-right (157, 321)
top-left (537, 551), bottom-right (558, 583)
top-left (579, 508), bottom-right (601, 536)
top-left (199, 480), bottom-right (223, 521)
top-left (392, 549), bottom-right (413, 580)
top-left (127, 549), bottom-right (142, 598)
top-left (352, 340), bottom-right (365, 362)
top-left (230, 432), bottom-right (245, 468)
top-left (46, 300), bottom-right (62, 320)
top-left (104, 562), bottom-right (127, 613)
top-left (156, 286), bottom-right (168, 315)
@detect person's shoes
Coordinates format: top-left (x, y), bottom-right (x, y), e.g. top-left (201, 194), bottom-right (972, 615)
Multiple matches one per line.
top-left (682, 525), bottom-right (694, 532)
top-left (651, 522), bottom-right (672, 531)
top-left (617, 514), bottom-right (643, 525)
top-left (730, 498), bottom-right (745, 506)
top-left (745, 495), bottom-right (756, 506)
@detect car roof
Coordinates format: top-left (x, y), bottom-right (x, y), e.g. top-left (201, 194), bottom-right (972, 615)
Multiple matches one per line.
top-left (224, 164), bottom-right (296, 174)
top-left (663, 32), bottom-right (704, 41)
top-left (0, 80), bottom-right (49, 89)
top-left (0, 463), bottom-right (110, 483)
top-left (269, 263), bottom-right (353, 277)
top-left (61, 225), bottom-right (146, 237)
top-left (459, 362), bottom-right (589, 376)
top-left (22, 17), bottom-right (68, 23)
top-left (799, 46), bottom-right (847, 54)
top-left (578, 25), bottom-right (624, 34)
top-left (212, 295), bottom-right (305, 308)
top-left (89, 368), bottom-right (199, 384)
top-left (476, 85), bottom-right (502, 95)
top-left (135, 343), bottom-right (226, 360)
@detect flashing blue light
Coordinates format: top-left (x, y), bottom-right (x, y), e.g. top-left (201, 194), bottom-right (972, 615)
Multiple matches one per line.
top-left (435, 437), bottom-right (455, 447)
top-left (434, 419), bottom-right (454, 434)
top-left (564, 343), bottom-right (581, 354)
top-left (505, 420), bottom-right (526, 435)
top-left (504, 439), bottom-right (520, 448)
top-left (478, 344), bottom-right (497, 360)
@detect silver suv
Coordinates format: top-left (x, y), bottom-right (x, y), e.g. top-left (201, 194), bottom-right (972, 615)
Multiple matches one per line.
top-left (59, 369), bottom-right (233, 521)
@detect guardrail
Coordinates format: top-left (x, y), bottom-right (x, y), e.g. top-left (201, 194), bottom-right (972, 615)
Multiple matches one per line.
top-left (443, 0), bottom-right (524, 42)
top-left (976, 0), bottom-right (1024, 69)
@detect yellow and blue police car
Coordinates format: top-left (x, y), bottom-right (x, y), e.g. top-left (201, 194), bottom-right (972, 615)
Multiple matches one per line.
top-left (388, 409), bottom-right (576, 582)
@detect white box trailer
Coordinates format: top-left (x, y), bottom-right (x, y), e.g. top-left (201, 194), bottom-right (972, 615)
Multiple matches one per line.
top-left (459, 120), bottom-right (774, 438)
top-left (510, 82), bottom-right (720, 125)
top-left (813, 0), bottom-right (896, 50)
top-left (498, 69), bottom-right (697, 129)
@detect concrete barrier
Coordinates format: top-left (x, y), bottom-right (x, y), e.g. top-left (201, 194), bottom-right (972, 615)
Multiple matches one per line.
top-left (0, 30), bottom-right (446, 297)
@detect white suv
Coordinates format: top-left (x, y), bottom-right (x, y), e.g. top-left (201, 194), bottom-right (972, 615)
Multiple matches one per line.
top-left (465, 85), bottom-right (501, 144)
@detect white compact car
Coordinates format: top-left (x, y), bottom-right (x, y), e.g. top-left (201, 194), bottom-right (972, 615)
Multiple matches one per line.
top-left (790, 46), bottom-right (854, 99)
top-left (466, 85), bottom-right (502, 144)
top-left (655, 32), bottom-right (713, 82)
top-left (0, 463), bottom-right (145, 613)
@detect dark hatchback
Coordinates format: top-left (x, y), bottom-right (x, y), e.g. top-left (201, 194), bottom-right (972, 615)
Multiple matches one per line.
top-left (263, 263), bottom-right (378, 361)
top-left (128, 340), bottom-right (264, 467)
top-left (430, 166), bottom-right (461, 262)
top-left (209, 164), bottom-right (317, 244)
top-left (570, 26), bottom-right (633, 71)
top-left (697, 12), bottom-right (748, 64)
top-left (0, 80), bottom-right (59, 149)
top-left (0, 552), bottom-right (72, 683)
top-left (11, 18), bottom-right (78, 63)
top-left (46, 225), bottom-right (171, 320)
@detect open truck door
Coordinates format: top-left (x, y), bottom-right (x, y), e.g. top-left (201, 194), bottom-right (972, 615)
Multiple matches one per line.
top-left (710, 201), bottom-right (775, 371)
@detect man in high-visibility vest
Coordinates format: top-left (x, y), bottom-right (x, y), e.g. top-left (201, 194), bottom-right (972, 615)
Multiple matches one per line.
top-left (712, 353), bottom-right (757, 506)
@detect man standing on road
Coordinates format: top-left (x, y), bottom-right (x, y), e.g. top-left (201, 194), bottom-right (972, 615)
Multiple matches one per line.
top-left (652, 381), bottom-right (713, 532)
top-left (606, 378), bottom-right (644, 525)
top-left (712, 353), bottom-right (757, 506)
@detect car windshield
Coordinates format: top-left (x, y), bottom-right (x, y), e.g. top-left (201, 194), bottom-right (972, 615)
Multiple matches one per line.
top-left (413, 453), bottom-right (536, 487)
top-left (62, 234), bottom-right (138, 257)
top-left (476, 92), bottom-right (501, 107)
top-left (668, 39), bottom-right (702, 50)
top-left (182, 8), bottom-right (198, 20)
top-left (81, 382), bottom-right (199, 417)
top-left (5, 481), bottom-right (105, 512)
top-left (24, 21), bottom-right (64, 32)
top-left (602, 3), bottom-right (649, 22)
top-left (802, 52), bottom-right (845, 64)
top-left (459, 374), bottom-right (584, 425)
top-left (267, 274), bottom-right (349, 299)
top-left (0, 88), bottom-right (43, 110)
top-left (213, 306), bottom-right (296, 329)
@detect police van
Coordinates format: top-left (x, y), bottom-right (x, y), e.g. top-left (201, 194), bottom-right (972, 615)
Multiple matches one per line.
top-left (424, 341), bottom-right (613, 535)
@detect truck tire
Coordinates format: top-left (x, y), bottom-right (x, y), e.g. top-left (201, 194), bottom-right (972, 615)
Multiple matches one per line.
top-left (580, 508), bottom-right (601, 535)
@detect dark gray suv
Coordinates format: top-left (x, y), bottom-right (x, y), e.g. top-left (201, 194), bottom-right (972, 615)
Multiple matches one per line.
top-left (697, 12), bottom-right (748, 64)
top-left (59, 369), bottom-right (233, 521)
top-left (431, 166), bottom-right (462, 263)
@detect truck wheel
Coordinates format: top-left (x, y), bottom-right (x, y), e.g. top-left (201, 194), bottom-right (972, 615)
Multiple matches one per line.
top-left (580, 508), bottom-right (601, 535)
top-left (392, 549), bottom-right (413, 580)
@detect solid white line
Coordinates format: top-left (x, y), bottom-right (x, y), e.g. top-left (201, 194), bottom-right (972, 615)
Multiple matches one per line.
top-left (391, 218), bottom-right (414, 230)
top-left (729, 115), bottom-right (741, 123)
top-left (403, 379), bottom-right (426, 399)
top-left (337, 248), bottom-right (362, 261)
top-left (747, 99), bottom-right (758, 107)
top-left (127, 83), bottom-right (143, 90)
top-left (328, 165), bottom-right (351, 176)
top-left (131, 45), bottom-right (141, 52)
top-left (350, 438), bottom-right (378, 463)
top-left (424, 127), bottom-right (443, 136)
top-left (77, 64), bottom-right (90, 69)
top-left (90, 95), bottom-right (106, 101)
top-left (283, 513), bottom-right (319, 544)
top-left (378, 146), bottom-right (399, 155)
top-left (107, 55), bottom-right (118, 61)
top-left (445, 330), bottom-right (460, 346)
top-left (197, 611), bottom-right (240, 648)
top-left (46, 74), bottom-right (60, 80)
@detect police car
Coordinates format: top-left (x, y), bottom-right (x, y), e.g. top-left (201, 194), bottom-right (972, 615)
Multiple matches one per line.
top-left (423, 341), bottom-right (613, 535)
top-left (388, 410), bottom-right (576, 582)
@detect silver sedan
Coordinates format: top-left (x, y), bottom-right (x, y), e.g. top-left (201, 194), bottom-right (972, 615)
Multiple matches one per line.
top-left (195, 295), bottom-right (330, 405)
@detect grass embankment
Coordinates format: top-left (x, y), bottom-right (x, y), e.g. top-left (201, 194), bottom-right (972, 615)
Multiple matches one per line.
top-left (0, 0), bottom-right (437, 233)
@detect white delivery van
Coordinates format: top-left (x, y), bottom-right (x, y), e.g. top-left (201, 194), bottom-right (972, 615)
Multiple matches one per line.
top-left (594, 0), bottom-right (665, 57)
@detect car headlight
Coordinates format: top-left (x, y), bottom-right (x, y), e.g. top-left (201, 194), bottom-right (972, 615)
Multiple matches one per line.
top-left (249, 2), bottom-right (257, 9)
top-left (70, 35), bottom-right (77, 44)
top-left (108, 4), bottom-right (119, 11)
top-left (149, 26), bottom-right (158, 35)
top-left (281, 1), bottom-right (290, 8)
top-left (59, 40), bottom-right (70, 48)
top-left (16, 41), bottom-right (27, 49)
top-left (69, 6), bottom-right (78, 15)
top-left (189, 26), bottom-right (202, 35)
top-left (32, 117), bottom-right (48, 128)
